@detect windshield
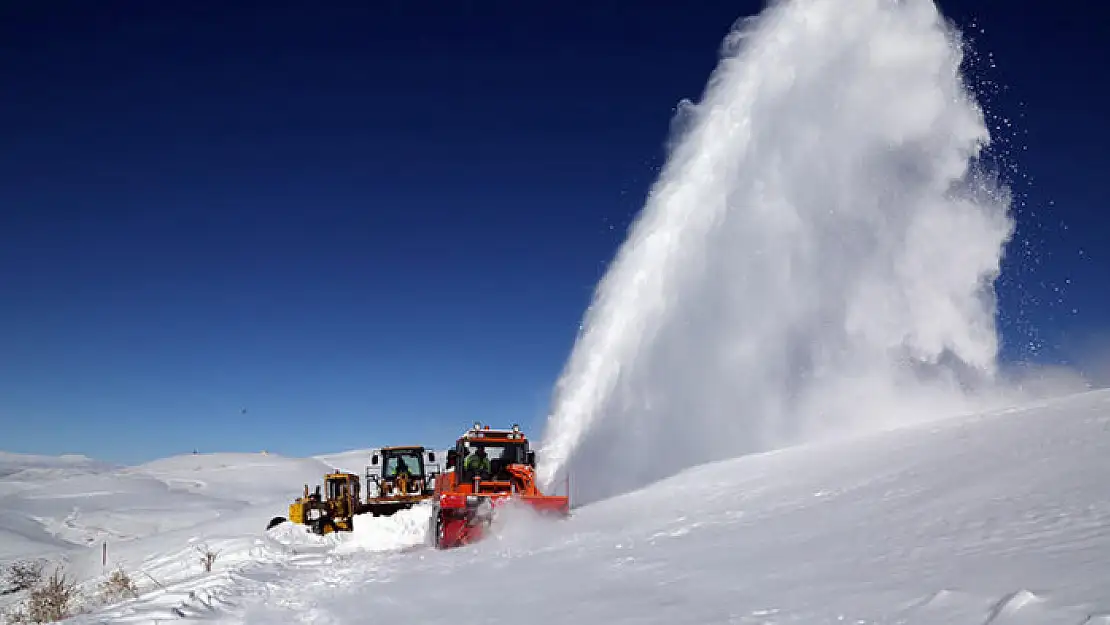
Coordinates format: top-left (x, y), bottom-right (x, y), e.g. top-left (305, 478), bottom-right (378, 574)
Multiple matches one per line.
top-left (326, 478), bottom-right (350, 500)
top-left (384, 451), bottom-right (423, 477)
top-left (461, 441), bottom-right (528, 464)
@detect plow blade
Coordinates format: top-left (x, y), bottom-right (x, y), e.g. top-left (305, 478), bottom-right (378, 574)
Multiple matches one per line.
top-left (430, 494), bottom-right (570, 549)
top-left (363, 500), bottom-right (418, 517)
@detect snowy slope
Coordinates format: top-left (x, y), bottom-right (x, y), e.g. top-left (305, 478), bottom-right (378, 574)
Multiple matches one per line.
top-left (0, 449), bottom-right (386, 618)
top-left (0, 388), bottom-right (1098, 624)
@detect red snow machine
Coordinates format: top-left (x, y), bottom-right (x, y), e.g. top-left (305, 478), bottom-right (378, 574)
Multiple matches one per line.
top-left (429, 422), bottom-right (570, 549)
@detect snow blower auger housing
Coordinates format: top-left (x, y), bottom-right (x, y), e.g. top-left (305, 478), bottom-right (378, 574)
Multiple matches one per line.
top-left (267, 471), bottom-right (361, 535)
top-left (364, 445), bottom-right (443, 516)
top-left (429, 422), bottom-right (570, 549)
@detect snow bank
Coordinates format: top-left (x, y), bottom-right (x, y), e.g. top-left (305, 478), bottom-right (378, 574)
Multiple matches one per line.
top-left (263, 521), bottom-right (336, 550)
top-left (334, 504), bottom-right (433, 554)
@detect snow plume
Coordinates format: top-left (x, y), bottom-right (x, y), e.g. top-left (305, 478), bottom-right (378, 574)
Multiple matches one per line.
top-left (536, 0), bottom-right (1021, 504)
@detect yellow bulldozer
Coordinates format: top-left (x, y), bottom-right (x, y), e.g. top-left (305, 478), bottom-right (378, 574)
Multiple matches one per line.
top-left (267, 471), bottom-right (362, 535)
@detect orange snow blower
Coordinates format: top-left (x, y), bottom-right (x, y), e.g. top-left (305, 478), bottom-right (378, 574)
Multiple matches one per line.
top-left (429, 422), bottom-right (570, 549)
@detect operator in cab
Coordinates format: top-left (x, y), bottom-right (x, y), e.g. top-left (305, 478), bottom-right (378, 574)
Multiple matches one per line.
top-left (464, 446), bottom-right (491, 476)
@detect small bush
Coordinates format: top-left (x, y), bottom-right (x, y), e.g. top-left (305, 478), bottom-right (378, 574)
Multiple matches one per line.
top-left (4, 567), bottom-right (79, 623)
top-left (195, 544), bottom-right (219, 572)
top-left (97, 567), bottom-right (138, 604)
top-left (2, 560), bottom-right (44, 595)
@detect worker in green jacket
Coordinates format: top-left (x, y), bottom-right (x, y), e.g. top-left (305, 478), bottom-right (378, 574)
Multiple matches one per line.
top-left (464, 447), bottom-right (491, 476)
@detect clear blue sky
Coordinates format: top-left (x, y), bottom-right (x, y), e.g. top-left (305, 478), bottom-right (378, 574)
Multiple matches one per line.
top-left (2, 1), bottom-right (1106, 463)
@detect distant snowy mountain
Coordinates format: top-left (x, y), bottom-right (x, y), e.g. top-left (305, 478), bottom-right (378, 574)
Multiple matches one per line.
top-left (3, 390), bottom-right (1110, 623)
top-left (0, 451), bottom-right (114, 481)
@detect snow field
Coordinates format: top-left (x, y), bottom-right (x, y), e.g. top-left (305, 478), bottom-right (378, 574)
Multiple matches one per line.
top-left (6, 390), bottom-right (1110, 623)
top-left (0, 449), bottom-right (378, 619)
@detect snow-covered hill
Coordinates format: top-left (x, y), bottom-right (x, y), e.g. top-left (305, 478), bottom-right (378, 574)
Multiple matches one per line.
top-left (0, 448), bottom-right (377, 618)
top-left (3, 390), bottom-right (1110, 623)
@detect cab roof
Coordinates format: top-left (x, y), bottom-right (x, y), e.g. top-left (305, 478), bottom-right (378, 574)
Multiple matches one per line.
top-left (458, 423), bottom-right (527, 442)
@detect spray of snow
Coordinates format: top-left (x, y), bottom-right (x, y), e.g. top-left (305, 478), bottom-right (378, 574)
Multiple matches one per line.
top-left (536, 0), bottom-right (1025, 503)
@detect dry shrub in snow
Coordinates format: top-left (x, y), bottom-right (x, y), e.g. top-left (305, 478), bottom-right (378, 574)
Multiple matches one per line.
top-left (3, 567), bottom-right (78, 623)
top-left (97, 567), bottom-right (138, 604)
top-left (2, 560), bottom-right (44, 595)
top-left (196, 544), bottom-right (220, 572)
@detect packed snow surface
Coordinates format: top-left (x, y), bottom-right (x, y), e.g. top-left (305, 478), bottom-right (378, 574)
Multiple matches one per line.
top-left (2, 390), bottom-right (1110, 623)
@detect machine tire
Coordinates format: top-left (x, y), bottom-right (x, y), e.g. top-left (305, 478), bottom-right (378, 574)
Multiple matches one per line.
top-left (266, 516), bottom-right (287, 530)
top-left (428, 510), bottom-right (444, 549)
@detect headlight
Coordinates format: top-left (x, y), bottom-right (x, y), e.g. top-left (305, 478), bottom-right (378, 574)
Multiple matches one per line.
top-left (466, 495), bottom-right (480, 506)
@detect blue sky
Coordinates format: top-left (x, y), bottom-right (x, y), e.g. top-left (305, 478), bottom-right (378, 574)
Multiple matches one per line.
top-left (2, 1), bottom-right (1107, 463)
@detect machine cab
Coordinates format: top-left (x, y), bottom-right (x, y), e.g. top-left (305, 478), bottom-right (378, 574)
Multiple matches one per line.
top-left (324, 472), bottom-right (360, 503)
top-left (450, 423), bottom-right (536, 486)
top-left (323, 472), bottom-right (361, 518)
top-left (366, 446), bottom-right (443, 497)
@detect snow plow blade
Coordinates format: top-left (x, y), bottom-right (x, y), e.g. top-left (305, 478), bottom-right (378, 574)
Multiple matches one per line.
top-left (362, 498), bottom-right (423, 517)
top-left (431, 492), bottom-right (570, 549)
top-left (519, 495), bottom-right (571, 515)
